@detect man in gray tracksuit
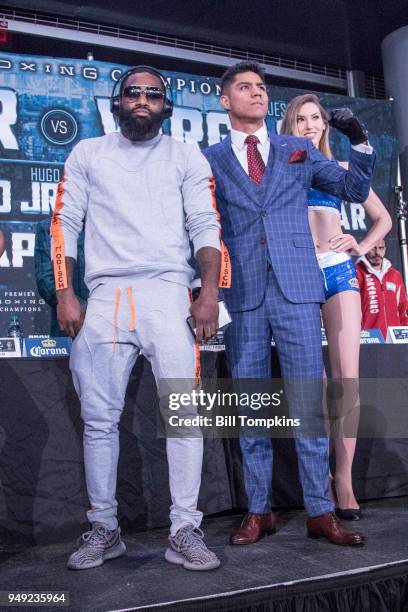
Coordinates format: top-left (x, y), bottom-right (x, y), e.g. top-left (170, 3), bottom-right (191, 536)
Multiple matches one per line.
top-left (52, 66), bottom-right (221, 571)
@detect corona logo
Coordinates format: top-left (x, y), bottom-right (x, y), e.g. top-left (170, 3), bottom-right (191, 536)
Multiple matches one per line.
top-left (30, 345), bottom-right (68, 357)
top-left (42, 338), bottom-right (57, 347)
top-left (360, 331), bottom-right (369, 337)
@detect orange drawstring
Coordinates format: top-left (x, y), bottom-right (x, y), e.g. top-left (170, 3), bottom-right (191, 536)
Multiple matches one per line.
top-left (112, 286), bottom-right (136, 352)
top-left (113, 287), bottom-right (121, 352)
top-left (127, 286), bottom-right (136, 331)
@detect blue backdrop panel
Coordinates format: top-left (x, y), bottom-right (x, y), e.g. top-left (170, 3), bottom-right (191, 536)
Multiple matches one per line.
top-left (0, 53), bottom-right (399, 334)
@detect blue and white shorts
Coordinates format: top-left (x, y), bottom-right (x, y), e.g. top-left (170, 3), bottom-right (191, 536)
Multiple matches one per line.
top-left (316, 251), bottom-right (360, 301)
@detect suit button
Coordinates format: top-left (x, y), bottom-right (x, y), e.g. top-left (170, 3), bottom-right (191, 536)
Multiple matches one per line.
top-left (261, 210), bottom-right (268, 217)
top-left (259, 237), bottom-right (267, 245)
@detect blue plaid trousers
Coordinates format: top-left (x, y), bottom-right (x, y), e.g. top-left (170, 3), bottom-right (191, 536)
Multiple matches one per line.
top-left (225, 265), bottom-right (334, 517)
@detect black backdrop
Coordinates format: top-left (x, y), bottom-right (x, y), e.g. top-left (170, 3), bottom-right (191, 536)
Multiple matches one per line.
top-left (1, 346), bottom-right (407, 546)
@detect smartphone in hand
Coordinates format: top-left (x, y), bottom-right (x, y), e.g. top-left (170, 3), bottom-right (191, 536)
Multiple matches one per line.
top-left (186, 300), bottom-right (232, 339)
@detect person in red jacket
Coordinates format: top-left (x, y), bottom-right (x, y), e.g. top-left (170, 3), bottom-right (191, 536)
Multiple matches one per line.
top-left (356, 239), bottom-right (408, 339)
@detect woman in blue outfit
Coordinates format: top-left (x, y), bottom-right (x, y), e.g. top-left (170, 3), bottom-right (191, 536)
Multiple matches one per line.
top-left (281, 94), bottom-right (391, 519)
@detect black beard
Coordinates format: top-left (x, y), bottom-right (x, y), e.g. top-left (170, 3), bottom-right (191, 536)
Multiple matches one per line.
top-left (118, 107), bottom-right (164, 142)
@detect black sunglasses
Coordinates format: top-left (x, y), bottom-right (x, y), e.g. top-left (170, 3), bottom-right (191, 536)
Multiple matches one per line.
top-left (122, 86), bottom-right (165, 100)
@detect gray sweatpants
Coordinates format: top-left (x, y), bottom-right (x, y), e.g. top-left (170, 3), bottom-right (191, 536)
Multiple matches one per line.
top-left (70, 276), bottom-right (203, 535)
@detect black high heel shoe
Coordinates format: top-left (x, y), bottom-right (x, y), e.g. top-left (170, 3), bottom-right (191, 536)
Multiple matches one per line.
top-left (335, 507), bottom-right (362, 521)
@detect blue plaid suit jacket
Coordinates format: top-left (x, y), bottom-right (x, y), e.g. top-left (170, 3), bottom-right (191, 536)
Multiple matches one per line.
top-left (204, 133), bottom-right (375, 312)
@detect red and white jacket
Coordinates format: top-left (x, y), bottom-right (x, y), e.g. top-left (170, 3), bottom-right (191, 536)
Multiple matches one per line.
top-left (356, 256), bottom-right (408, 339)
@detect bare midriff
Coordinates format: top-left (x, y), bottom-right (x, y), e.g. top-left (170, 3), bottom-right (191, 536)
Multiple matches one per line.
top-left (308, 209), bottom-right (343, 253)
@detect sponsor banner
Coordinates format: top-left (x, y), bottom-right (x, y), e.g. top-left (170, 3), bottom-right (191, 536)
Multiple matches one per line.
top-left (287, 328), bottom-right (384, 347)
top-left (0, 52), bottom-right (399, 334)
top-left (24, 336), bottom-right (72, 358)
top-left (360, 329), bottom-right (385, 344)
top-left (386, 326), bottom-right (408, 343)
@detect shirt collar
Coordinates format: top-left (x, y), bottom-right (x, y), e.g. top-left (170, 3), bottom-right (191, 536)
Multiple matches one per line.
top-left (119, 131), bottom-right (162, 147)
top-left (230, 123), bottom-right (268, 150)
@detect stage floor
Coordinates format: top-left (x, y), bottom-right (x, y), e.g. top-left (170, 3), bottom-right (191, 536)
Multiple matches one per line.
top-left (1, 497), bottom-right (408, 612)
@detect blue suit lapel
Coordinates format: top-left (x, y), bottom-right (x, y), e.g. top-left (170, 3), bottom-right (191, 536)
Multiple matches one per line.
top-left (263, 133), bottom-right (290, 203)
top-left (217, 135), bottom-right (261, 209)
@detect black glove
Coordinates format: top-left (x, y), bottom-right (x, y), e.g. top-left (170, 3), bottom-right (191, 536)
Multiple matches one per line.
top-left (328, 108), bottom-right (368, 145)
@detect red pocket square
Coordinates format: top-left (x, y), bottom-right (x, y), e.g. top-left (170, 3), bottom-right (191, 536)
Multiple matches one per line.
top-left (288, 149), bottom-right (307, 164)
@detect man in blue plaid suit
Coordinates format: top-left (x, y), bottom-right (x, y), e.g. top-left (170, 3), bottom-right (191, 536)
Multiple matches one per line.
top-left (204, 61), bottom-right (374, 546)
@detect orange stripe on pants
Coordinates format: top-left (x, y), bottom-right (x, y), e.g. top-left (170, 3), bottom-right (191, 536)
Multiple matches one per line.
top-left (188, 288), bottom-right (201, 388)
top-left (209, 177), bottom-right (231, 288)
top-left (51, 176), bottom-right (68, 291)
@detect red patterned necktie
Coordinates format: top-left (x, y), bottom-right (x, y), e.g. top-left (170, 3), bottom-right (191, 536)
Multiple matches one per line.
top-left (245, 134), bottom-right (265, 184)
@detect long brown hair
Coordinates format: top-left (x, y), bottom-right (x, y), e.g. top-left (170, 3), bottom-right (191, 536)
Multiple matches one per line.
top-left (280, 93), bottom-right (333, 159)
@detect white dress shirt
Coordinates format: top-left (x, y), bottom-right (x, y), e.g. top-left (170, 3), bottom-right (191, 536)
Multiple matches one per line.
top-left (230, 122), bottom-right (372, 176)
top-left (230, 123), bottom-right (270, 175)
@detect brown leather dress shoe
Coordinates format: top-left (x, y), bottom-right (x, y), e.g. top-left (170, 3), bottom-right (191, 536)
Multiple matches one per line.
top-left (230, 512), bottom-right (277, 545)
top-left (307, 511), bottom-right (365, 546)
